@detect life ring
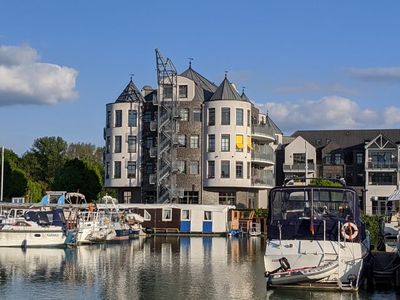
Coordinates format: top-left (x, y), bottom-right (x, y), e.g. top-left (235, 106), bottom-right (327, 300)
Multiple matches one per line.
top-left (341, 222), bottom-right (359, 241)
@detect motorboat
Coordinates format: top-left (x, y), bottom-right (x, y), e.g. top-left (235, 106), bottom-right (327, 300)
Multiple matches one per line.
top-left (383, 190), bottom-right (400, 255)
top-left (264, 178), bottom-right (370, 291)
top-left (0, 209), bottom-right (67, 247)
top-left (249, 222), bottom-right (261, 237)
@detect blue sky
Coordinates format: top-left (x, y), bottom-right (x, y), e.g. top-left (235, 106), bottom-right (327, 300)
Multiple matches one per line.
top-left (1, 1), bottom-right (400, 154)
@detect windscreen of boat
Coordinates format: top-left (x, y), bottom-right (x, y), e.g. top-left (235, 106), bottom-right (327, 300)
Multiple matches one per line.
top-left (270, 187), bottom-right (357, 222)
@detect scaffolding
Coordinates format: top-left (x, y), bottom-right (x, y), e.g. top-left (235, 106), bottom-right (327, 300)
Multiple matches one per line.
top-left (154, 49), bottom-right (179, 203)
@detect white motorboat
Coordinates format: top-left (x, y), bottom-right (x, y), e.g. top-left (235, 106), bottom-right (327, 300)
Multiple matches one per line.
top-left (0, 209), bottom-right (67, 247)
top-left (264, 179), bottom-right (370, 291)
top-left (249, 222), bottom-right (261, 237)
top-left (74, 210), bottom-right (116, 245)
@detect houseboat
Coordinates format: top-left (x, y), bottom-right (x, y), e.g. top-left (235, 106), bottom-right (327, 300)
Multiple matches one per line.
top-left (264, 179), bottom-right (370, 291)
top-left (108, 204), bottom-right (234, 235)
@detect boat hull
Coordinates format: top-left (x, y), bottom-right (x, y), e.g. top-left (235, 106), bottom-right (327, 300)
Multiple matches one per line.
top-left (0, 229), bottom-right (66, 247)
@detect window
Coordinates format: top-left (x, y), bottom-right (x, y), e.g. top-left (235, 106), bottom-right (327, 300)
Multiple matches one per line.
top-left (219, 192), bottom-right (236, 205)
top-left (221, 107), bottom-right (230, 125)
top-left (181, 209), bottom-right (190, 220)
top-left (190, 135), bottom-right (199, 148)
top-left (144, 210), bottom-right (151, 221)
top-left (146, 163), bottom-right (153, 174)
top-left (293, 153), bottom-right (306, 164)
top-left (221, 161), bottom-right (230, 178)
top-left (221, 134), bottom-right (230, 152)
top-left (127, 161), bottom-right (136, 179)
top-left (180, 108), bottom-right (189, 121)
top-left (176, 161), bottom-right (186, 173)
top-left (128, 110), bottom-right (137, 127)
top-left (236, 161), bottom-right (243, 178)
top-left (146, 137), bottom-right (153, 149)
top-left (143, 111), bottom-right (152, 122)
top-left (356, 153), bottom-right (363, 164)
top-left (208, 161), bottom-right (215, 178)
top-left (114, 136), bottom-right (122, 153)
top-left (208, 108), bottom-right (215, 126)
top-left (106, 162), bottom-right (110, 179)
top-left (181, 191), bottom-right (199, 204)
top-left (123, 191), bottom-right (131, 203)
top-left (106, 111), bottom-right (111, 128)
top-left (127, 135), bottom-right (137, 153)
top-left (189, 161), bottom-right (199, 175)
top-left (204, 211), bottom-right (212, 221)
top-left (324, 154), bottom-right (331, 164)
top-left (114, 161), bottom-right (121, 179)
top-left (178, 134), bottom-right (186, 147)
top-left (115, 110), bottom-right (122, 127)
top-left (247, 110), bottom-right (251, 127)
top-left (236, 108), bottom-right (243, 126)
top-left (193, 109), bottom-right (201, 122)
top-left (236, 135), bottom-right (243, 152)
top-left (179, 85), bottom-right (188, 98)
top-left (208, 135), bottom-right (215, 152)
top-left (247, 162), bottom-right (250, 179)
top-left (335, 153), bottom-right (342, 164)
top-left (106, 136), bottom-right (111, 153)
top-left (162, 208), bottom-right (172, 221)
top-left (164, 85), bottom-right (173, 99)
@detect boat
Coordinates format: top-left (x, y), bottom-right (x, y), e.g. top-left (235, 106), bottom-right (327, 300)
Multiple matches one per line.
top-left (383, 190), bottom-right (400, 255)
top-left (0, 209), bottom-right (67, 247)
top-left (249, 222), bottom-right (261, 236)
top-left (264, 178), bottom-right (370, 291)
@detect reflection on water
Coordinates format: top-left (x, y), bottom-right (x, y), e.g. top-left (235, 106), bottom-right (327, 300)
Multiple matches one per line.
top-left (0, 237), bottom-right (397, 300)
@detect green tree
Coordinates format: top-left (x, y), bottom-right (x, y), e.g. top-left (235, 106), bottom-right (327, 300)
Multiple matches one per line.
top-left (25, 180), bottom-right (46, 203)
top-left (0, 149), bottom-right (28, 199)
top-left (23, 136), bottom-right (68, 186)
top-left (53, 158), bottom-right (102, 201)
top-left (66, 142), bottom-right (104, 164)
top-left (310, 178), bottom-right (343, 187)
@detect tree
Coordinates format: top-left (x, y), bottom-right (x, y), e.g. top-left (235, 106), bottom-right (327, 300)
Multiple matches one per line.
top-left (310, 178), bottom-right (343, 187)
top-left (66, 142), bottom-right (104, 164)
top-left (0, 149), bottom-right (28, 199)
top-left (23, 136), bottom-right (68, 187)
top-left (53, 158), bottom-right (102, 201)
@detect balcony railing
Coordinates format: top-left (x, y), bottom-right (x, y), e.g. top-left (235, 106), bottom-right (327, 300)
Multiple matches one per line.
top-left (251, 148), bottom-right (274, 163)
top-left (283, 163), bottom-right (315, 172)
top-left (251, 125), bottom-right (275, 139)
top-left (251, 169), bottom-right (274, 187)
top-left (367, 162), bottom-right (398, 169)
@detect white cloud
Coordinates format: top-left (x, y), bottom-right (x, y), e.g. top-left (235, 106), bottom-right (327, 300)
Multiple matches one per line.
top-left (257, 96), bottom-right (399, 133)
top-left (349, 67), bottom-right (400, 82)
top-left (0, 45), bottom-right (78, 106)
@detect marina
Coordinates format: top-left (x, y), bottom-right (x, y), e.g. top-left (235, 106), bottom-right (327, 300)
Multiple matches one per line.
top-left (0, 236), bottom-right (397, 299)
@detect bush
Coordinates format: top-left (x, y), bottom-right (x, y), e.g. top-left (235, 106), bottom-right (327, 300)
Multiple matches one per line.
top-left (362, 214), bottom-right (384, 247)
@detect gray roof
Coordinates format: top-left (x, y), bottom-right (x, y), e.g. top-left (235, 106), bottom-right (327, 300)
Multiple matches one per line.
top-left (241, 91), bottom-right (250, 101)
top-left (292, 129), bottom-right (400, 149)
top-left (115, 80), bottom-right (144, 103)
top-left (180, 66), bottom-right (217, 102)
top-left (265, 114), bottom-right (283, 135)
top-left (209, 76), bottom-right (245, 101)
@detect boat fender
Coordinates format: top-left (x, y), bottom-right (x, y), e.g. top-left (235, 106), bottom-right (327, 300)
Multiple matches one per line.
top-left (341, 222), bottom-right (359, 241)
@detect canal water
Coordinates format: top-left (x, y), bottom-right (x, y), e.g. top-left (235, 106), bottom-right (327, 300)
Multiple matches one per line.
top-left (0, 237), bottom-right (397, 300)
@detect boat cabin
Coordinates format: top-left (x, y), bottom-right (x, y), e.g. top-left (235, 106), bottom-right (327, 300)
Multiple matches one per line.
top-left (267, 185), bottom-right (365, 242)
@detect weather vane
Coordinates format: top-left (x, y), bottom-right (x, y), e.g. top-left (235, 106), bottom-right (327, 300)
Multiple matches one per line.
top-left (187, 57), bottom-right (194, 67)
top-left (129, 73), bottom-right (134, 81)
top-left (224, 70), bottom-right (228, 78)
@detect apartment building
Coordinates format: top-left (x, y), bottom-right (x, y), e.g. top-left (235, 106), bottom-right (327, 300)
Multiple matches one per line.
top-left (276, 129), bottom-right (400, 215)
top-left (104, 59), bottom-right (282, 208)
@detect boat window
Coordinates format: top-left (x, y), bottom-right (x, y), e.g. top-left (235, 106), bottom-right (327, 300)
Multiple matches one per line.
top-left (16, 210), bottom-right (24, 217)
top-left (162, 209), bottom-right (172, 221)
top-left (312, 189), bottom-right (355, 219)
top-left (181, 210), bottom-right (190, 220)
top-left (272, 189), bottom-right (312, 220)
top-left (144, 210), bottom-right (151, 221)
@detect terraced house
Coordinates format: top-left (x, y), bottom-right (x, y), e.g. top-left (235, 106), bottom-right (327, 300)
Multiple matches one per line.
top-left (103, 51), bottom-right (282, 208)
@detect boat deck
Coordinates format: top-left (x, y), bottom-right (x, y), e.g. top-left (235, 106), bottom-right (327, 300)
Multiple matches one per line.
top-left (267, 282), bottom-right (357, 292)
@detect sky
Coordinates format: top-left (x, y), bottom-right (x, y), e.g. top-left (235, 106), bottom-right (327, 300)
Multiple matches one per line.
top-left (1, 1), bottom-right (400, 155)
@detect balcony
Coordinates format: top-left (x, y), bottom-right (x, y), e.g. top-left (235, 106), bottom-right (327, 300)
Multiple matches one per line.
top-left (251, 125), bottom-right (275, 141)
top-left (251, 169), bottom-right (274, 187)
top-left (367, 162), bottom-right (398, 170)
top-left (283, 163), bottom-right (316, 172)
top-left (251, 145), bottom-right (274, 164)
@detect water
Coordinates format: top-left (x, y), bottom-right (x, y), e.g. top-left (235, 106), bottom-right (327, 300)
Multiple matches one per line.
top-left (0, 237), bottom-right (397, 300)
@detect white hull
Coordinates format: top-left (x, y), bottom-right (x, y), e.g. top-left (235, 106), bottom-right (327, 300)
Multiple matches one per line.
top-left (264, 239), bottom-right (368, 290)
top-left (0, 229), bottom-right (66, 247)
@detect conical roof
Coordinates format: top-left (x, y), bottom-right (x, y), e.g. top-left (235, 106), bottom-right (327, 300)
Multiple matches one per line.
top-left (209, 76), bottom-right (245, 101)
top-left (115, 79), bottom-right (144, 103)
top-left (241, 90), bottom-right (250, 101)
top-left (265, 114), bottom-right (283, 134)
top-left (180, 66), bottom-right (217, 102)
